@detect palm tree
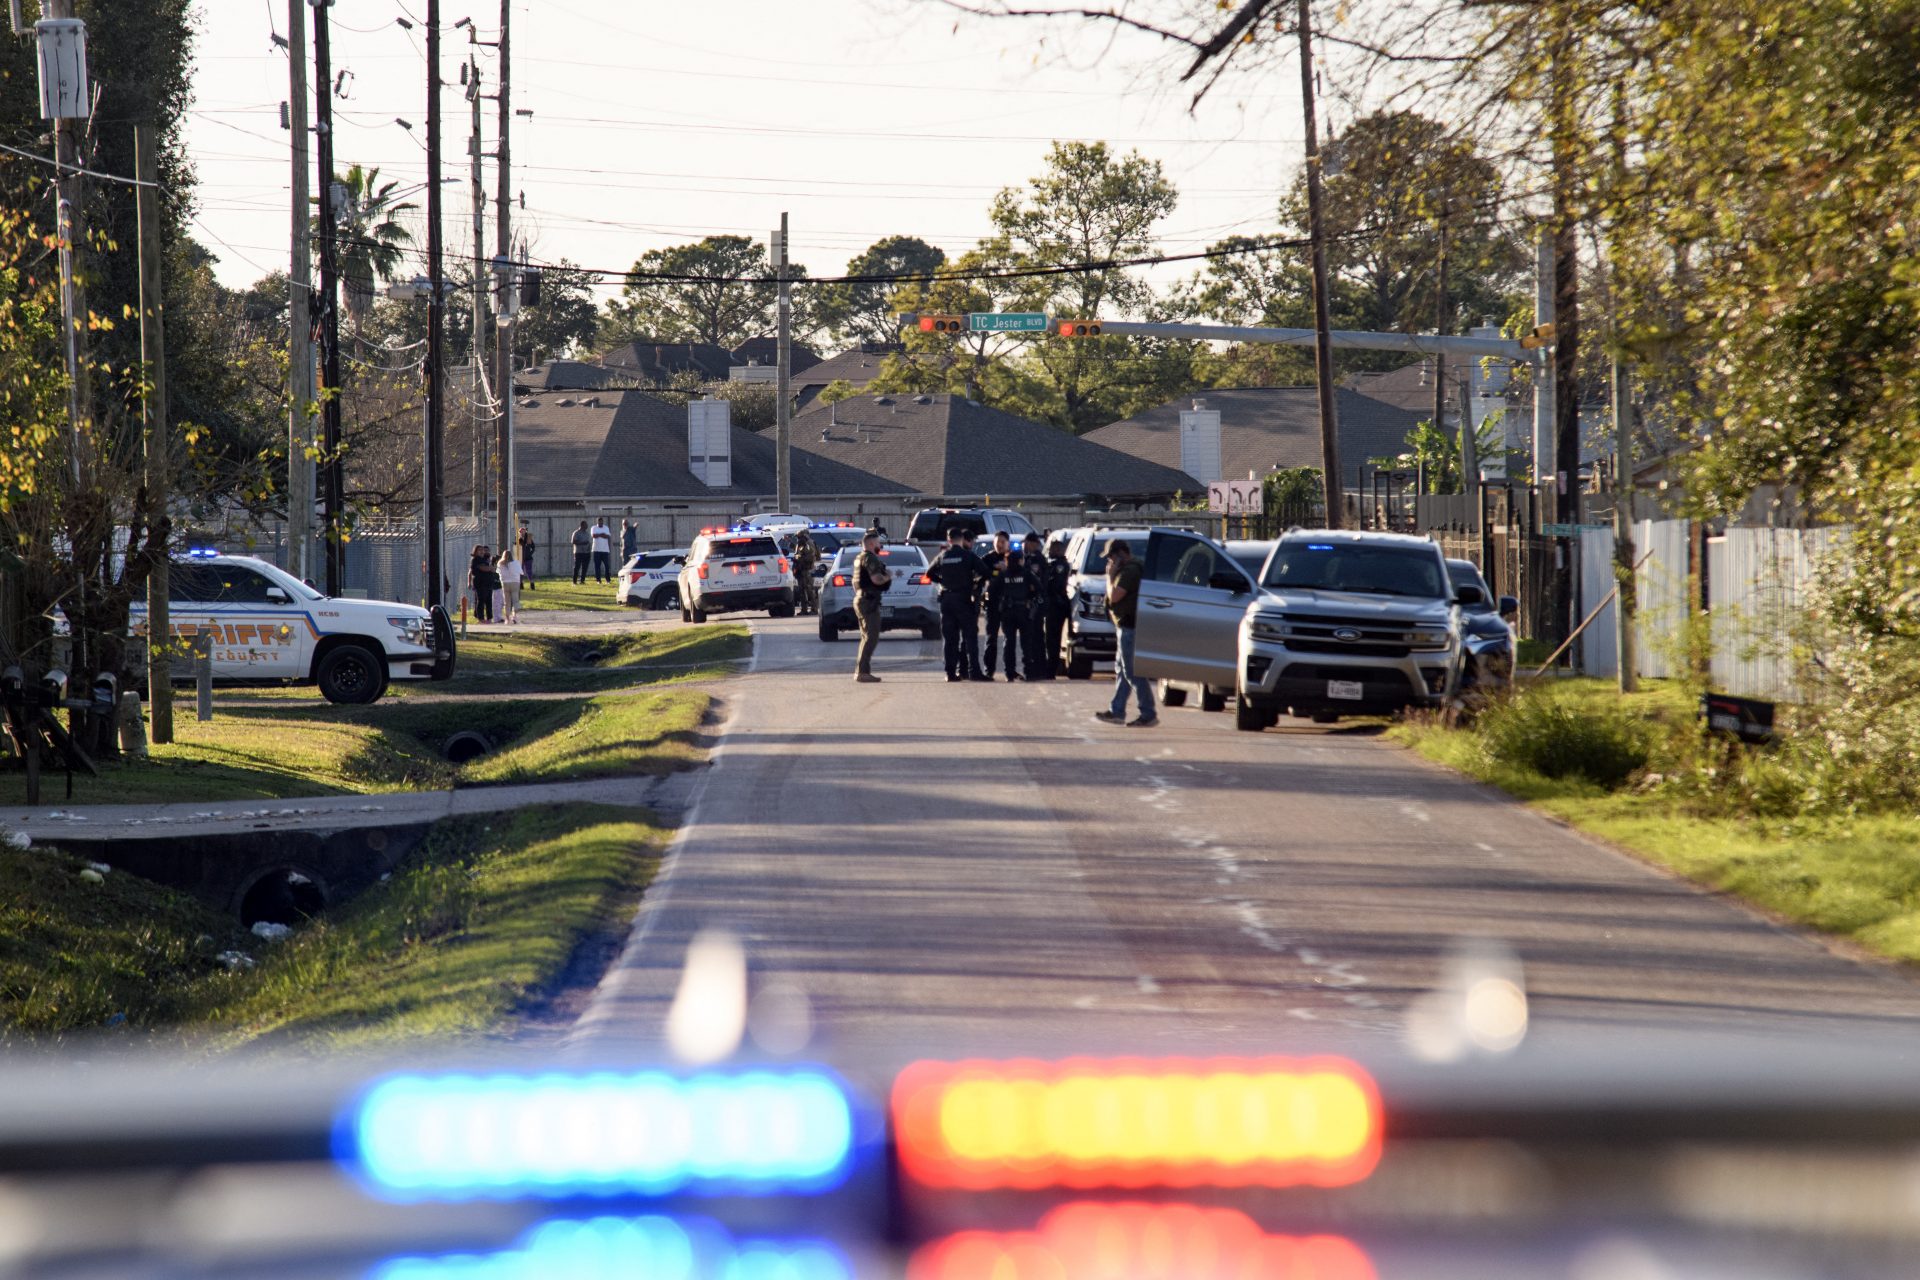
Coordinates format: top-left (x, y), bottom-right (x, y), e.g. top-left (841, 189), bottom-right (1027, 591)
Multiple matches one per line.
top-left (324, 163), bottom-right (417, 321)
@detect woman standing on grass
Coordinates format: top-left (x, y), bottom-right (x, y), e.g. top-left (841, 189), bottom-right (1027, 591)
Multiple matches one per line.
top-left (497, 547), bottom-right (524, 624)
top-left (469, 544), bottom-right (499, 623)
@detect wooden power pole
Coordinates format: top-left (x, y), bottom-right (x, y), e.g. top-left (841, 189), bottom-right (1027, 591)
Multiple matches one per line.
top-left (494, 0), bottom-right (513, 551)
top-left (286, 0), bottom-right (313, 585)
top-left (313, 0), bottom-right (345, 596)
top-left (1295, 0), bottom-right (1344, 528)
top-left (135, 127), bottom-right (171, 744)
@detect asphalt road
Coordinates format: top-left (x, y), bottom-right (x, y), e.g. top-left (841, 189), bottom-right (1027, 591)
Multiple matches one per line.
top-left (573, 616), bottom-right (1920, 1076)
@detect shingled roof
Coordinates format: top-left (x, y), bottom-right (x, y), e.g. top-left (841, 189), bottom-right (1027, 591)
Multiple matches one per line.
top-left (597, 340), bottom-right (737, 384)
top-left (1081, 387), bottom-right (1424, 488)
top-left (514, 390), bottom-right (910, 502)
top-left (791, 343), bottom-right (904, 407)
top-left (515, 359), bottom-right (646, 394)
top-left (787, 394), bottom-right (1198, 500)
top-left (731, 335), bottom-right (822, 374)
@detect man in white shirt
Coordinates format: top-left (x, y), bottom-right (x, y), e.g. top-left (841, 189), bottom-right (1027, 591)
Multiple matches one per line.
top-left (589, 519), bottom-right (614, 582)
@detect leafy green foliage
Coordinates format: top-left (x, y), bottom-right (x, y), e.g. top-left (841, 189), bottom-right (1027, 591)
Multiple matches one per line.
top-left (1477, 689), bottom-right (1651, 790)
top-left (599, 235), bottom-right (799, 349)
top-left (813, 234), bottom-right (945, 347)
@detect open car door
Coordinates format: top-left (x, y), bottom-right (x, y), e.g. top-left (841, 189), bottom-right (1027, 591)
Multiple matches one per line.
top-left (1133, 529), bottom-right (1259, 688)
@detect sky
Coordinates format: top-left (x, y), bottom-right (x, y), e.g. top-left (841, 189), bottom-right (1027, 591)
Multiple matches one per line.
top-left (185, 0), bottom-right (1321, 313)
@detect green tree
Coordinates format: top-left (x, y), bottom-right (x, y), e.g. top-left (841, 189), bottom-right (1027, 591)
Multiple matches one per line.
top-left (329, 164), bottom-right (418, 321)
top-left (815, 234), bottom-right (946, 348)
top-left (598, 235), bottom-right (802, 349)
top-left (512, 260), bottom-right (600, 366)
top-left (989, 142), bottom-right (1180, 430)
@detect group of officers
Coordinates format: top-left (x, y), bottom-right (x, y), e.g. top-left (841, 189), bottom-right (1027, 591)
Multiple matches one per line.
top-left (920, 526), bottom-right (1073, 683)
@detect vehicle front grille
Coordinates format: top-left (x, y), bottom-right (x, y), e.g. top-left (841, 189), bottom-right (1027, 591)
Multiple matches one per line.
top-left (1274, 612), bottom-right (1444, 652)
top-left (1282, 639), bottom-right (1411, 658)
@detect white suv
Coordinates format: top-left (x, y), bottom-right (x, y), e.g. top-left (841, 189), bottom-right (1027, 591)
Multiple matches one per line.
top-left (129, 553), bottom-right (453, 704)
top-left (677, 530), bottom-right (796, 623)
top-left (617, 548), bottom-right (689, 610)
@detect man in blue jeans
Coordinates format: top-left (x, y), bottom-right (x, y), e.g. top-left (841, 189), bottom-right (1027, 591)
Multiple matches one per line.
top-left (1093, 538), bottom-right (1157, 727)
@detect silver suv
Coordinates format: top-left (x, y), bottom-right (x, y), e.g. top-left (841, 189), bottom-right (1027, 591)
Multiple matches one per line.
top-left (1133, 529), bottom-right (1480, 731)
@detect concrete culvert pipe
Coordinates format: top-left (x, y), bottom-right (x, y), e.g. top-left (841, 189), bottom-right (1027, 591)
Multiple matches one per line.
top-left (442, 730), bottom-right (493, 764)
top-left (240, 867), bottom-right (326, 926)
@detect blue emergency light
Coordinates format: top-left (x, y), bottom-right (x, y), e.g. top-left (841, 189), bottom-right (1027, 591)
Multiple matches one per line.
top-left (344, 1068), bottom-right (855, 1201)
top-left (369, 1214), bottom-right (851, 1280)
top-left (186, 547), bottom-right (221, 559)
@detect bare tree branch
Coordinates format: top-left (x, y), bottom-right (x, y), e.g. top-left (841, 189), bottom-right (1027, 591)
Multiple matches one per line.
top-left (930, 1), bottom-right (1204, 48)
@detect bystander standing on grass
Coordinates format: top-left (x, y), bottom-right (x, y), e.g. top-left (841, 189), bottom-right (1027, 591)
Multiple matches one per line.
top-left (497, 548), bottom-right (523, 624)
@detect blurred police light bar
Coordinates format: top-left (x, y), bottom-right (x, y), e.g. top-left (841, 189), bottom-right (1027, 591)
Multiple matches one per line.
top-left (371, 1213), bottom-right (852, 1280)
top-left (892, 1057), bottom-right (1381, 1189)
top-left (908, 1203), bottom-right (1375, 1280)
top-left (346, 1069), bottom-right (855, 1200)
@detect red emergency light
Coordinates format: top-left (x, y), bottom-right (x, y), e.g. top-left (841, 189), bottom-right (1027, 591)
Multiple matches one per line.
top-left (909, 1203), bottom-right (1375, 1280)
top-left (892, 1056), bottom-right (1381, 1190)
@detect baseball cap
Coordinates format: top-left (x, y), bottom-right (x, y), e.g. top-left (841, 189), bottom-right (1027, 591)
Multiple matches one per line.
top-left (1102, 538), bottom-right (1131, 557)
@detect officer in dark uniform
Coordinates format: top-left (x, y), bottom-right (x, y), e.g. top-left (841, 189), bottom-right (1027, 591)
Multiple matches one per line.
top-left (1018, 532), bottom-right (1053, 680)
top-left (959, 528), bottom-right (990, 680)
top-left (1043, 536), bottom-right (1072, 678)
top-left (926, 525), bottom-right (989, 682)
top-left (998, 543), bottom-right (1035, 681)
top-left (979, 531), bottom-right (1012, 678)
top-left (791, 530), bottom-right (820, 615)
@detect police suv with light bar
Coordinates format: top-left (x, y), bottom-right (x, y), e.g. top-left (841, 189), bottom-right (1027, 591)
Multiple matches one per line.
top-left (127, 551), bottom-right (454, 704)
top-left (678, 529), bottom-right (798, 622)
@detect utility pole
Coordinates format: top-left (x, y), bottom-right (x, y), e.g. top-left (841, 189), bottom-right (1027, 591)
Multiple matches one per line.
top-left (45, 0), bottom-right (88, 494)
top-left (775, 212), bottom-right (792, 514)
top-left (468, 51), bottom-right (487, 521)
top-left (1532, 226), bottom-right (1555, 497)
top-left (1295, 0), bottom-right (1343, 528)
top-left (493, 0), bottom-right (514, 550)
top-left (1432, 209), bottom-right (1449, 496)
top-left (424, 0), bottom-right (446, 608)
top-left (135, 126), bottom-right (171, 745)
top-left (1612, 352), bottom-right (1636, 692)
top-left (286, 0), bottom-right (313, 584)
top-left (313, 0), bottom-right (345, 596)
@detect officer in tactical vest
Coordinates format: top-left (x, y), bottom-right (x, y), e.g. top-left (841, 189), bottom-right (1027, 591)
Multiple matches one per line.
top-left (927, 524), bottom-right (989, 682)
top-left (1043, 536), bottom-right (1072, 678)
top-left (979, 531), bottom-right (1012, 678)
top-left (852, 530), bottom-right (891, 684)
top-left (791, 530), bottom-right (820, 615)
top-left (1018, 532), bottom-right (1054, 680)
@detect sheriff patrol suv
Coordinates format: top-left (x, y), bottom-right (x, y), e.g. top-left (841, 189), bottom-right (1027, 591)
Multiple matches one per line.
top-left (616, 548), bottom-right (689, 610)
top-left (129, 552), bottom-right (454, 705)
top-left (678, 529), bottom-right (797, 622)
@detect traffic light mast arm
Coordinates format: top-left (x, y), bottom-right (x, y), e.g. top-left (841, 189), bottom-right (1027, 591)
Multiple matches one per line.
top-left (1087, 319), bottom-right (1539, 361)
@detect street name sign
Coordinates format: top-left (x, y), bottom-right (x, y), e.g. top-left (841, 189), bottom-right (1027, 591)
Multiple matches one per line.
top-left (1541, 522), bottom-right (1609, 537)
top-left (969, 312), bottom-right (1048, 333)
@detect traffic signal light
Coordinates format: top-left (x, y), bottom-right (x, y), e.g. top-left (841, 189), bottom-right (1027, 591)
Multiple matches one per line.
top-left (918, 315), bottom-right (966, 334)
top-left (1055, 319), bottom-right (1103, 338)
top-left (1519, 322), bottom-right (1557, 350)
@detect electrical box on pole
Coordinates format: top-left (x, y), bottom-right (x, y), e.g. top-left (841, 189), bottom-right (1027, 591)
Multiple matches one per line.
top-left (34, 18), bottom-right (87, 118)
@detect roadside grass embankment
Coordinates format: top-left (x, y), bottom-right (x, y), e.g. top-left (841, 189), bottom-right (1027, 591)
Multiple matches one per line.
top-left (1395, 678), bottom-right (1920, 965)
top-left (512, 577), bottom-right (634, 614)
top-left (1, 804), bottom-right (663, 1047)
top-left (0, 626), bottom-right (745, 806)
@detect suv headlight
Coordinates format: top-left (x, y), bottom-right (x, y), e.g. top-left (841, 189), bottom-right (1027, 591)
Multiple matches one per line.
top-left (388, 615), bottom-right (429, 645)
top-left (1248, 614), bottom-right (1287, 642)
top-left (1409, 628), bottom-right (1450, 649)
top-left (1076, 593), bottom-right (1103, 618)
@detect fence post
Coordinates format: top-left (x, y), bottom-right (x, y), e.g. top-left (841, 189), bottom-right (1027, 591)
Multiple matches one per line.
top-left (194, 635), bottom-right (213, 722)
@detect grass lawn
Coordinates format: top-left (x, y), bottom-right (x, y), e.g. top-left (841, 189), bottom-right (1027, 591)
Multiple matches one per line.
top-left (0, 687), bottom-right (714, 806)
top-left (513, 577), bottom-right (634, 613)
top-left (1, 805), bottom-right (664, 1046)
top-left (1395, 678), bottom-right (1920, 966)
top-left (208, 805), bottom-right (664, 1048)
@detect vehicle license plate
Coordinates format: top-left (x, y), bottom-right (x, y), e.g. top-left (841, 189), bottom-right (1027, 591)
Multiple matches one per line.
top-left (1328, 680), bottom-right (1364, 701)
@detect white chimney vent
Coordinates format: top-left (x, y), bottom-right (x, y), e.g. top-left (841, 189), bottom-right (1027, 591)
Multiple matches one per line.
top-left (688, 397), bottom-right (732, 488)
top-left (1179, 403), bottom-right (1223, 485)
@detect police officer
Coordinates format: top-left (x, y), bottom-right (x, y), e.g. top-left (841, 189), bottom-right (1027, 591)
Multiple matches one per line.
top-left (851, 530), bottom-right (891, 684)
top-left (926, 525), bottom-right (988, 682)
top-left (791, 530), bottom-right (820, 615)
top-left (979, 531), bottom-right (1012, 678)
top-left (1043, 536), bottom-right (1072, 678)
top-left (958, 528), bottom-right (990, 680)
top-left (997, 542), bottom-right (1034, 681)
top-left (1018, 532), bottom-right (1053, 680)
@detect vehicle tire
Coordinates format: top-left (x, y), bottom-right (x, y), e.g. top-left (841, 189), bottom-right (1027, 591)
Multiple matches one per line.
top-left (819, 622), bottom-right (839, 643)
top-left (1066, 652), bottom-right (1093, 680)
top-left (1200, 687), bottom-right (1227, 713)
top-left (651, 585), bottom-right (680, 611)
top-left (690, 602), bottom-right (708, 624)
top-left (1234, 692), bottom-right (1265, 733)
top-left (1159, 683), bottom-right (1189, 708)
top-left (315, 644), bottom-right (385, 705)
